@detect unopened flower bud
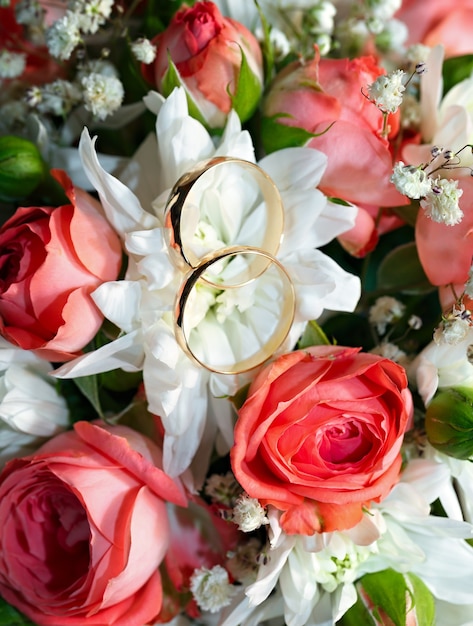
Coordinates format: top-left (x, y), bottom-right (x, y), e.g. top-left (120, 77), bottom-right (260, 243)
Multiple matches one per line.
top-left (431, 145), bottom-right (442, 158)
top-left (415, 62), bottom-right (427, 74)
top-left (0, 135), bottom-right (46, 201)
top-left (425, 386), bottom-right (473, 459)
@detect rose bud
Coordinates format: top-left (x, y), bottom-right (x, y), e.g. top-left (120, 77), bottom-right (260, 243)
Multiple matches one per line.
top-left (338, 568), bottom-right (435, 626)
top-left (142, 1), bottom-right (263, 129)
top-left (425, 386), bottom-right (473, 459)
top-left (0, 136), bottom-right (46, 201)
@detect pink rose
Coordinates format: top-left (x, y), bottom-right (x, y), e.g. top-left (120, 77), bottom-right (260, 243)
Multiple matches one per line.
top-left (262, 49), bottom-right (407, 256)
top-left (142, 1), bottom-right (263, 128)
top-left (396, 0), bottom-right (473, 57)
top-left (0, 169), bottom-right (122, 362)
top-left (0, 421), bottom-right (187, 626)
top-left (416, 178), bottom-right (473, 311)
top-left (231, 346), bottom-right (413, 535)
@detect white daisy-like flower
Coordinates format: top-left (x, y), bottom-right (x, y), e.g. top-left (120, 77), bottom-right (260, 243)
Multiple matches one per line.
top-left (391, 161), bottom-right (432, 199)
top-left (54, 87), bottom-right (361, 479)
top-left (367, 68), bottom-right (406, 113)
top-left (421, 177), bottom-right (464, 226)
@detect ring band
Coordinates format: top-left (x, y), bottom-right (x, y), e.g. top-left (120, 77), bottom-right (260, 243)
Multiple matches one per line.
top-left (164, 157), bottom-right (284, 287)
top-left (174, 246), bottom-right (296, 374)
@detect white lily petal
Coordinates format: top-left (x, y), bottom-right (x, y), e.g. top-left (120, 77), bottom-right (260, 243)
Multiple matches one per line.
top-left (91, 281), bottom-right (141, 333)
top-left (214, 110), bottom-right (255, 161)
top-left (420, 44), bottom-right (444, 142)
top-left (79, 128), bottom-right (158, 236)
top-left (53, 330), bottom-right (144, 378)
top-left (246, 535), bottom-right (296, 607)
top-left (259, 147), bottom-right (328, 191)
top-left (119, 132), bottom-right (161, 208)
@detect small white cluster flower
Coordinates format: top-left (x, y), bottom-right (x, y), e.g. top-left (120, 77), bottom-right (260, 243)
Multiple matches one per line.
top-left (45, 11), bottom-right (81, 60)
top-left (231, 494), bottom-right (269, 532)
top-left (421, 177), bottom-right (464, 226)
top-left (81, 72), bottom-right (124, 120)
top-left (34, 79), bottom-right (82, 116)
top-left (71, 0), bottom-right (114, 34)
top-left (362, 0), bottom-right (402, 22)
top-left (406, 43), bottom-right (431, 65)
top-left (391, 161), bottom-right (432, 199)
top-left (408, 314), bottom-right (423, 330)
top-left (370, 341), bottom-right (407, 364)
top-left (367, 68), bottom-right (406, 113)
top-left (400, 92), bottom-right (421, 129)
top-left (190, 565), bottom-right (237, 613)
top-left (131, 37), bottom-right (157, 64)
top-left (204, 471), bottom-right (241, 506)
top-left (375, 18), bottom-right (408, 53)
top-left (369, 296), bottom-right (405, 335)
top-left (0, 50), bottom-right (26, 79)
top-left (255, 25), bottom-right (290, 60)
top-left (14, 0), bottom-right (45, 26)
top-left (434, 305), bottom-right (472, 345)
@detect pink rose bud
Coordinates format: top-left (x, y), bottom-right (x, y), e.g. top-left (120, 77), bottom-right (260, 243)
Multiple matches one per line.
top-left (142, 1), bottom-right (263, 129)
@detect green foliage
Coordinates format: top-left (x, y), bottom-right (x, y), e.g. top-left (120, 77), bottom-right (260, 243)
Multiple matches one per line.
top-left (0, 598), bottom-right (35, 626)
top-left (426, 386), bottom-right (473, 459)
top-left (161, 57), bottom-right (209, 127)
top-left (376, 242), bottom-right (433, 294)
top-left (229, 48), bottom-right (263, 124)
top-left (443, 54), bottom-right (473, 95)
top-left (298, 320), bottom-right (332, 348)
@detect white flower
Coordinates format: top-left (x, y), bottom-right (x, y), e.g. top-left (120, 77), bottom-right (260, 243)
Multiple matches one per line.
top-left (45, 11), bottom-right (81, 60)
top-left (71, 0), bottom-right (114, 34)
top-left (435, 316), bottom-right (470, 345)
top-left (190, 565), bottom-right (237, 613)
top-left (368, 69), bottom-right (406, 113)
top-left (81, 72), bottom-right (124, 120)
top-left (0, 339), bottom-right (69, 465)
top-left (14, 0), bottom-right (45, 26)
top-left (370, 341), bottom-right (407, 364)
top-left (232, 495), bottom-right (269, 532)
top-left (368, 295), bottom-right (405, 334)
top-left (36, 79), bottom-right (82, 116)
top-left (131, 37), bottom-right (157, 64)
top-left (421, 177), bottom-right (463, 225)
top-left (54, 87), bottom-right (361, 480)
top-left (391, 161), bottom-right (432, 198)
top-left (0, 50), bottom-right (26, 79)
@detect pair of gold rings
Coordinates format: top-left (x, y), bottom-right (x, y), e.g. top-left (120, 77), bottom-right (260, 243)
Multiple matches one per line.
top-left (164, 157), bottom-right (296, 375)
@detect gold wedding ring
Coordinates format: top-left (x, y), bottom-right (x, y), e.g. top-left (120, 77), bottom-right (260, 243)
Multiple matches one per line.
top-left (164, 157), bottom-right (284, 288)
top-left (174, 246), bottom-right (296, 374)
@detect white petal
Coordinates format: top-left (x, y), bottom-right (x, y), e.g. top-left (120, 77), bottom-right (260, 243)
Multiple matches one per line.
top-left (259, 147), bottom-right (328, 191)
top-left (91, 281), bottom-right (141, 333)
top-left (79, 128), bottom-right (158, 236)
top-left (53, 330), bottom-right (144, 378)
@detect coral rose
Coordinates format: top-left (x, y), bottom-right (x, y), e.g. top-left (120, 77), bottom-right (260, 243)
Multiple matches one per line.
top-left (0, 420), bottom-right (187, 626)
top-left (231, 346), bottom-right (413, 535)
top-left (0, 169), bottom-right (122, 362)
top-left (142, 1), bottom-right (263, 128)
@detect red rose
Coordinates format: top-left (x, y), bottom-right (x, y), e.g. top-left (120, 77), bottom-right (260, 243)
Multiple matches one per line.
top-left (231, 346), bottom-right (413, 535)
top-left (0, 421), bottom-right (187, 626)
top-left (262, 48), bottom-right (408, 256)
top-left (0, 169), bottom-right (122, 362)
top-left (142, 1), bottom-right (263, 128)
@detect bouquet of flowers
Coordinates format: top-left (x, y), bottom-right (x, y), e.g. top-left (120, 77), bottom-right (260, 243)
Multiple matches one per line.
top-left (3, 0), bottom-right (473, 624)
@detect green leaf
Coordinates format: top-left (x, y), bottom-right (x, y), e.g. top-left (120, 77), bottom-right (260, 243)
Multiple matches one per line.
top-left (359, 569), bottom-right (408, 626)
top-left (376, 242), bottom-right (433, 294)
top-left (73, 375), bottom-right (104, 419)
top-left (443, 54), bottom-right (473, 95)
top-left (298, 320), bottom-right (332, 348)
top-left (254, 0), bottom-right (274, 87)
top-left (161, 57), bottom-right (208, 127)
top-left (229, 47), bottom-right (262, 123)
top-left (0, 598), bottom-right (35, 625)
top-left (261, 114), bottom-right (316, 153)
top-left (407, 573), bottom-right (436, 626)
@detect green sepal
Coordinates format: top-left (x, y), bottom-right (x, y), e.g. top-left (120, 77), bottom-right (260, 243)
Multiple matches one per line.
top-left (72, 375), bottom-right (104, 419)
top-left (376, 241), bottom-right (433, 294)
top-left (254, 0), bottom-right (274, 87)
top-left (426, 386), bottom-right (473, 459)
top-left (229, 47), bottom-right (262, 124)
top-left (0, 597), bottom-right (35, 625)
top-left (298, 320), bottom-right (332, 349)
top-left (261, 114), bottom-right (318, 153)
top-left (161, 55), bottom-right (209, 127)
top-left (442, 54), bottom-right (473, 95)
